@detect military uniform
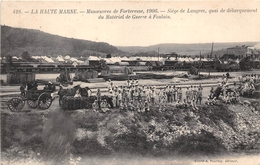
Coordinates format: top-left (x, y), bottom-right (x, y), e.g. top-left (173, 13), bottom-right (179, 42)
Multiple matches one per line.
top-left (196, 87), bottom-right (202, 105)
top-left (172, 86), bottom-right (177, 101)
top-left (177, 88), bottom-right (182, 101)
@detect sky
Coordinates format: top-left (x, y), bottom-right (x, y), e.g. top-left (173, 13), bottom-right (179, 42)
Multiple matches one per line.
top-left (1, 1), bottom-right (260, 46)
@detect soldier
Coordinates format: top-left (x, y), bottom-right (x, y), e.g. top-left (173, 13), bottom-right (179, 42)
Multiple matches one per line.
top-left (96, 88), bottom-right (101, 109)
top-left (162, 91), bottom-right (167, 104)
top-left (222, 74), bottom-right (225, 84)
top-left (191, 97), bottom-right (198, 110)
top-left (146, 86), bottom-right (151, 103)
top-left (172, 85), bottom-right (177, 101)
top-left (198, 84), bottom-right (203, 91)
top-left (128, 100), bottom-right (134, 111)
top-left (135, 100), bottom-right (140, 112)
top-left (196, 86), bottom-right (203, 105)
top-left (133, 88), bottom-right (139, 104)
top-left (100, 99), bottom-right (109, 113)
top-left (112, 90), bottom-right (117, 108)
top-left (167, 86), bottom-right (172, 103)
top-left (117, 90), bottom-right (122, 108)
top-left (177, 87), bottom-right (182, 101)
top-left (182, 99), bottom-right (188, 108)
top-left (92, 100), bottom-right (99, 112)
top-left (210, 86), bottom-right (214, 99)
top-left (27, 81), bottom-right (33, 91)
top-left (223, 85), bottom-right (227, 98)
top-left (107, 79), bottom-right (112, 89)
top-left (32, 81), bottom-right (38, 90)
top-left (223, 92), bottom-right (231, 104)
top-left (186, 87), bottom-right (190, 103)
top-left (107, 90), bottom-right (114, 108)
top-left (139, 100), bottom-right (145, 112)
top-left (150, 88), bottom-right (156, 104)
top-left (166, 85), bottom-right (171, 103)
top-left (126, 88), bottom-right (131, 103)
top-left (154, 90), bottom-right (160, 105)
top-left (176, 99), bottom-right (181, 108)
top-left (140, 90), bottom-right (146, 102)
top-left (158, 89), bottom-right (163, 104)
top-left (20, 83), bottom-right (26, 97)
top-left (131, 79), bottom-right (135, 87)
top-left (121, 88), bottom-right (126, 104)
top-left (144, 101), bottom-right (150, 112)
top-left (135, 79), bottom-right (139, 86)
top-left (205, 97), bottom-right (211, 105)
top-left (192, 86), bottom-right (198, 101)
top-left (212, 97), bottom-right (217, 105)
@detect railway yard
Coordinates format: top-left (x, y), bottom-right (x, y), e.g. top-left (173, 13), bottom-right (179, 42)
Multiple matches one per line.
top-left (1, 70), bottom-right (260, 165)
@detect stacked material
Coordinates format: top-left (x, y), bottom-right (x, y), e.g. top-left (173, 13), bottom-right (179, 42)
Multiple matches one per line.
top-left (61, 96), bottom-right (96, 110)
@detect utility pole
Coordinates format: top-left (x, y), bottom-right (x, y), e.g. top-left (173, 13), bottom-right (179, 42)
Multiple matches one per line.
top-left (158, 47), bottom-right (159, 61)
top-left (210, 42), bottom-right (214, 59)
top-left (209, 42), bottom-right (214, 77)
top-left (198, 51), bottom-right (201, 76)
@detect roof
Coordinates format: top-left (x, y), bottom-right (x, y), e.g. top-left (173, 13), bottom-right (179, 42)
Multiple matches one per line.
top-left (115, 61), bottom-right (129, 66)
top-left (88, 56), bottom-right (100, 61)
top-left (56, 55), bottom-right (65, 62)
top-left (32, 55), bottom-right (54, 63)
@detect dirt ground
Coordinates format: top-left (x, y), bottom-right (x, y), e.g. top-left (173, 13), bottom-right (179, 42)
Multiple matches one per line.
top-left (1, 73), bottom-right (260, 165)
top-left (1, 93), bottom-right (260, 165)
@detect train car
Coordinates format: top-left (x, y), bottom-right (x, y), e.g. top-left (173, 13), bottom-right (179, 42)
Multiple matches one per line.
top-left (146, 61), bottom-right (163, 71)
top-left (163, 60), bottom-right (178, 70)
top-left (57, 64), bottom-right (75, 72)
top-left (10, 64), bottom-right (34, 72)
top-left (37, 64), bottom-right (56, 72)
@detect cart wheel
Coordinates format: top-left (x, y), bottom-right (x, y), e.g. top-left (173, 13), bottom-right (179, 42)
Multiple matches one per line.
top-left (38, 93), bottom-right (52, 110)
top-left (27, 100), bottom-right (39, 108)
top-left (7, 97), bottom-right (25, 112)
top-left (59, 97), bottom-right (63, 106)
top-left (56, 77), bottom-right (61, 82)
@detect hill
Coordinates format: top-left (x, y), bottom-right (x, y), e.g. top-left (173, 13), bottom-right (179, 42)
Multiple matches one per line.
top-left (1, 25), bottom-right (123, 57)
top-left (118, 42), bottom-right (258, 56)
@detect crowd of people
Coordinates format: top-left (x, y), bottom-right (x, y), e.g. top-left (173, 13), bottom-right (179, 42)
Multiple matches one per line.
top-left (92, 79), bottom-right (204, 112)
top-left (236, 73), bottom-right (259, 97)
top-left (206, 73), bottom-right (260, 105)
top-left (19, 73), bottom-right (259, 112)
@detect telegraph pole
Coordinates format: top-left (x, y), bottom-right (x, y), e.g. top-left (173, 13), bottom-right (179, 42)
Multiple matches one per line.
top-left (158, 47), bottom-right (160, 61)
top-left (198, 51), bottom-right (201, 76)
top-left (209, 42), bottom-right (214, 77)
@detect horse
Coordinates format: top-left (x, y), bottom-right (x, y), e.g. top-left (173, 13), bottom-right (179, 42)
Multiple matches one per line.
top-left (58, 84), bottom-right (92, 106)
top-left (58, 84), bottom-right (81, 106)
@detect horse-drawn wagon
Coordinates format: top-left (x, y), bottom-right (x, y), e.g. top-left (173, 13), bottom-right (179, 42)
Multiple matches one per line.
top-left (6, 83), bottom-right (56, 112)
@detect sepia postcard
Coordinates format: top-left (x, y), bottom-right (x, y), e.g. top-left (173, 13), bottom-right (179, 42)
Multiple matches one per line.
top-left (1, 1), bottom-right (260, 165)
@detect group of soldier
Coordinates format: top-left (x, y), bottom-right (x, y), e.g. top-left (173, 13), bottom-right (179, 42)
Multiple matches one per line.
top-left (206, 73), bottom-right (259, 105)
top-left (93, 79), bottom-right (204, 112)
top-left (236, 73), bottom-right (259, 96)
